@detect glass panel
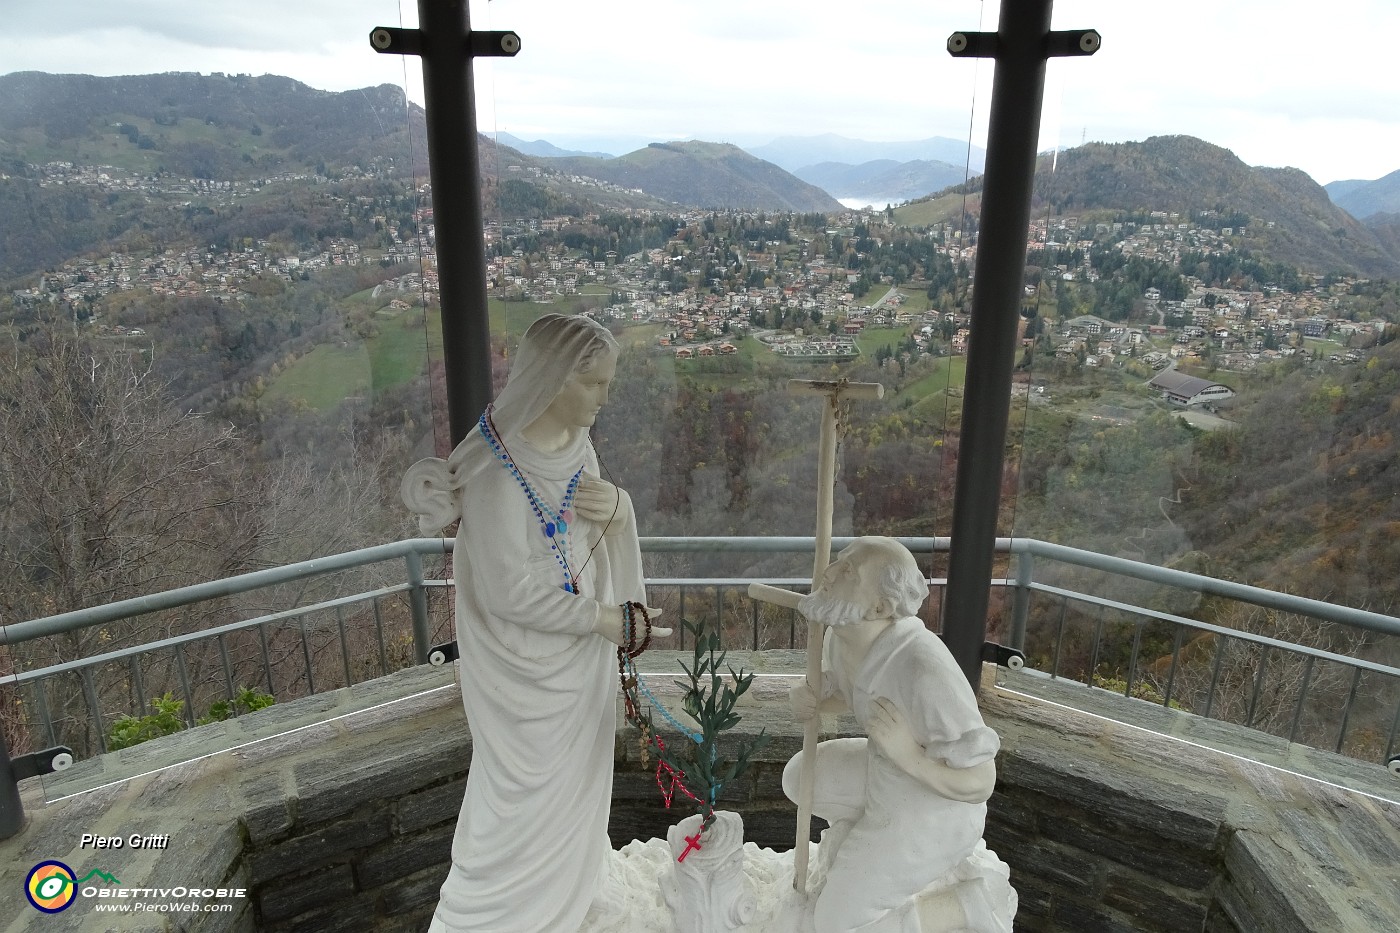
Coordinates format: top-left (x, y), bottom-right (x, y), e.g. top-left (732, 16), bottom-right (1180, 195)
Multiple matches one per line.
top-left (5, 0), bottom-right (1395, 813)
top-left (473, 0), bottom-right (979, 673)
top-left (0, 1), bottom-right (461, 799)
top-left (1008, 3), bottom-right (1400, 781)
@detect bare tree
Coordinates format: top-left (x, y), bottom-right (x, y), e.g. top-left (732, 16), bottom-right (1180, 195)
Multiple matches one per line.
top-left (0, 325), bottom-right (271, 754)
top-left (1, 319), bottom-right (435, 756)
top-left (1145, 602), bottom-right (1376, 755)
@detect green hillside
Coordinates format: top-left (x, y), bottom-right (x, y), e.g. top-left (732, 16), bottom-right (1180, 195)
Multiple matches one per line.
top-left (0, 72), bottom-right (427, 178)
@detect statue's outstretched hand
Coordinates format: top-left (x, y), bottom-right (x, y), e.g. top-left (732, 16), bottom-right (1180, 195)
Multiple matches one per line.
top-left (867, 697), bottom-right (923, 768)
top-left (789, 681), bottom-right (820, 722)
top-left (593, 604), bottom-right (671, 645)
top-left (574, 475), bottom-right (632, 529)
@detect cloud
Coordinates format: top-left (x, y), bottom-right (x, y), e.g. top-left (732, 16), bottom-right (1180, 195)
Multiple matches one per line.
top-left (11, 0), bottom-right (396, 53)
top-left (6, 0), bottom-right (1400, 183)
top-left (8, 1), bottom-right (413, 100)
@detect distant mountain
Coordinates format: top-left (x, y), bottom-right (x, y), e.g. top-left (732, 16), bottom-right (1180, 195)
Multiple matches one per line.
top-left (1324, 179), bottom-right (1371, 202)
top-left (1326, 170), bottom-right (1400, 220)
top-left (549, 141), bottom-right (843, 212)
top-left (0, 74), bottom-right (845, 276)
top-left (0, 72), bottom-right (441, 279)
top-left (793, 158), bottom-right (974, 205)
top-left (1015, 135), bottom-right (1400, 277)
top-left (524, 133), bottom-right (659, 159)
top-left (0, 71), bottom-right (428, 178)
top-left (9, 75), bottom-right (1394, 276)
top-left (746, 134), bottom-right (985, 175)
top-left (480, 136), bottom-right (674, 214)
top-left (494, 132), bottom-right (614, 160)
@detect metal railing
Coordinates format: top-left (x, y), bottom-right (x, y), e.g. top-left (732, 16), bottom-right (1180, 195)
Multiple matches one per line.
top-left (1, 541), bottom-right (454, 757)
top-left (1003, 538), bottom-right (1400, 761)
top-left (3, 536), bottom-right (1397, 769)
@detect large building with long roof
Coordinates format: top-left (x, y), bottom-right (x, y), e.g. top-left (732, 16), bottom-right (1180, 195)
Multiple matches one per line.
top-left (1148, 369), bottom-right (1235, 406)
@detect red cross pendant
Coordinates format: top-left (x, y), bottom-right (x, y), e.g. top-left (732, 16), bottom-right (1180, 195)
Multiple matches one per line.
top-left (677, 831), bottom-right (704, 862)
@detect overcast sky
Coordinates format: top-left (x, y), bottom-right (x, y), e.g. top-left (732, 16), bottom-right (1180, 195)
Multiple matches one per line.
top-left (9, 0), bottom-right (1399, 185)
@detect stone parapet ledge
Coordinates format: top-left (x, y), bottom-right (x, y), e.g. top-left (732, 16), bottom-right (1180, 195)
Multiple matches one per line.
top-left (981, 676), bottom-right (1400, 931)
top-left (0, 664), bottom-right (462, 933)
top-left (996, 667), bottom-right (1399, 803)
top-left (0, 656), bottom-right (1395, 931)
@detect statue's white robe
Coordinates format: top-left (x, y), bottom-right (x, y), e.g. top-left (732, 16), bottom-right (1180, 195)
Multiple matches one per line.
top-left (804, 617), bottom-right (1002, 933)
top-left (429, 433), bottom-right (644, 933)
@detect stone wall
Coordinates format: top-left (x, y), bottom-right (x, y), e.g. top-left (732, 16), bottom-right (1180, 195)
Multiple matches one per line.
top-left (240, 666), bottom-right (814, 932)
top-left (3, 660), bottom-right (1396, 932)
top-left (228, 662), bottom-right (1400, 932)
top-left (988, 675), bottom-right (1400, 932)
top-left (237, 676), bottom-right (467, 933)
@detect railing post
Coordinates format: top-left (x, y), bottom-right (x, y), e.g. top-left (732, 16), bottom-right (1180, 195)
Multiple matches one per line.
top-left (82, 669), bottom-right (107, 755)
top-left (0, 733), bottom-right (23, 839)
top-left (406, 552), bottom-right (432, 665)
top-left (1011, 548), bottom-right (1033, 650)
top-left (1, 734), bottom-right (73, 840)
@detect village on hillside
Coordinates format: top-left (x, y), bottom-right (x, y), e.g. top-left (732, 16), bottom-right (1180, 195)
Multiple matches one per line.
top-left (7, 163), bottom-right (1393, 395)
top-left (478, 207), bottom-right (1391, 381)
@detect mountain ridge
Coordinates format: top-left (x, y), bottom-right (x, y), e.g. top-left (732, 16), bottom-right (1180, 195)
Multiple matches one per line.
top-left (0, 71), bottom-right (428, 178)
top-left (546, 140), bottom-right (843, 212)
top-left (494, 132), bottom-right (614, 160)
top-left (904, 135), bottom-right (1400, 278)
top-left (793, 158), bottom-right (973, 205)
top-left (746, 133), bottom-right (985, 175)
top-left (4, 74), bottom-right (1400, 279)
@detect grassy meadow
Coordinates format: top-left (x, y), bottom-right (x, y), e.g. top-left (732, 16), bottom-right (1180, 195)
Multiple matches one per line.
top-left (262, 289), bottom-right (975, 415)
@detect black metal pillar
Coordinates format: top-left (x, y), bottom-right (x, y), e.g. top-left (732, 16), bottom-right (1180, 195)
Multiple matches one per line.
top-left (942, 3), bottom-right (1099, 686)
top-left (0, 733), bottom-right (22, 839)
top-left (1, 734), bottom-right (72, 840)
top-left (370, 7), bottom-right (521, 446)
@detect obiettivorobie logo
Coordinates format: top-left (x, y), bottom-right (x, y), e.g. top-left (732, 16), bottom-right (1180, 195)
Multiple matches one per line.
top-left (24, 861), bottom-right (121, 913)
top-left (25, 857), bottom-right (246, 916)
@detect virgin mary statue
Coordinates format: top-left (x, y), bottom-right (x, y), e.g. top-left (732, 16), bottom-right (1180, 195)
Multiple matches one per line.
top-left (403, 313), bottom-right (648, 933)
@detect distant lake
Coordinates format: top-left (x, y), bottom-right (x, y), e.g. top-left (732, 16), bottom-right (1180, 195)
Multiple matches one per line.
top-left (838, 196), bottom-right (899, 210)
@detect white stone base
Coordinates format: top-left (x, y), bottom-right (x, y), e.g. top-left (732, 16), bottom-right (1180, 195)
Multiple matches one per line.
top-left (580, 819), bottom-right (1016, 933)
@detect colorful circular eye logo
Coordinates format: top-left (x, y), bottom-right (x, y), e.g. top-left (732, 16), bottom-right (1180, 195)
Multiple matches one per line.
top-left (26, 861), bottom-right (77, 913)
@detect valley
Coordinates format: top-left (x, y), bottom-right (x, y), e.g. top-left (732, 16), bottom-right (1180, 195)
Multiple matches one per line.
top-left (2, 73), bottom-right (1398, 762)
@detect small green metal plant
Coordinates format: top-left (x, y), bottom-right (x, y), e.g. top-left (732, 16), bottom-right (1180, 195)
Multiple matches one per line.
top-left (658, 618), bottom-right (771, 831)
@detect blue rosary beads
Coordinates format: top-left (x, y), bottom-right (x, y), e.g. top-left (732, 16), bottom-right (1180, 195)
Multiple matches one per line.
top-left (479, 408), bottom-right (585, 592)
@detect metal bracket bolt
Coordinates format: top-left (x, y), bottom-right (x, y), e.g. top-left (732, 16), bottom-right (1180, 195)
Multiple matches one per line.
top-left (429, 641), bottom-right (461, 666)
top-left (982, 642), bottom-right (1027, 670)
top-left (369, 26), bottom-right (521, 59)
top-left (11, 746), bottom-right (74, 781)
top-left (946, 28), bottom-right (1101, 59)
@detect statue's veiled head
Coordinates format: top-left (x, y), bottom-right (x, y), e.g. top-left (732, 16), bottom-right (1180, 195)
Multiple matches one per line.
top-left (494, 313), bottom-right (620, 442)
top-left (400, 313), bottom-right (619, 532)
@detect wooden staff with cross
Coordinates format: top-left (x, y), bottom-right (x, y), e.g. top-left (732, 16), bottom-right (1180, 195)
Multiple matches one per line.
top-left (748, 377), bottom-right (883, 893)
